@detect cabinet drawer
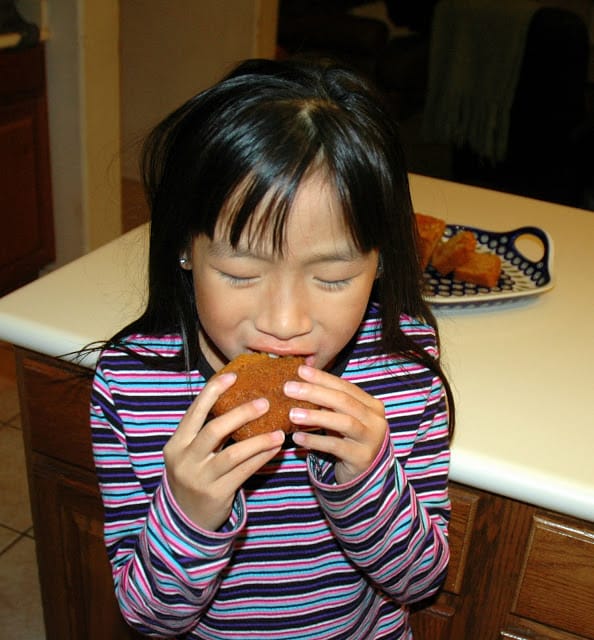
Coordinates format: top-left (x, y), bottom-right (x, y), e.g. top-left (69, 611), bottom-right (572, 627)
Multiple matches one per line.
top-left (513, 513), bottom-right (594, 639)
top-left (17, 350), bottom-right (94, 471)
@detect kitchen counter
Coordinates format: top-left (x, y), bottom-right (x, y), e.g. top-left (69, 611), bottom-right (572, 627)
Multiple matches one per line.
top-left (411, 175), bottom-right (594, 523)
top-left (0, 174), bottom-right (592, 522)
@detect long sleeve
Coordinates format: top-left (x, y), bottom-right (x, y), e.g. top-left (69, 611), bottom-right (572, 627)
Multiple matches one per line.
top-left (91, 361), bottom-right (246, 637)
top-left (308, 371), bottom-right (450, 604)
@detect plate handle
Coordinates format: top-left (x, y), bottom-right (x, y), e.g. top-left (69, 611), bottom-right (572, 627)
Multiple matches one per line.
top-left (508, 226), bottom-right (552, 268)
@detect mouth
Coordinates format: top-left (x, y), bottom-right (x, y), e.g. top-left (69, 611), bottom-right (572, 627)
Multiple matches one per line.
top-left (249, 349), bottom-right (315, 365)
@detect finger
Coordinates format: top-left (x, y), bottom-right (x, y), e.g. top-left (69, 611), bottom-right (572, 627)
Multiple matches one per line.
top-left (222, 444), bottom-right (284, 488)
top-left (290, 403), bottom-right (364, 441)
top-left (292, 422), bottom-right (381, 483)
top-left (289, 392), bottom-right (387, 458)
top-left (286, 379), bottom-right (384, 429)
top-left (292, 428), bottom-right (347, 455)
top-left (197, 397), bottom-right (270, 453)
top-left (190, 436), bottom-right (285, 530)
top-left (173, 372), bottom-right (238, 446)
top-left (294, 365), bottom-right (383, 412)
top-left (166, 430), bottom-right (285, 531)
top-left (209, 430), bottom-right (286, 483)
top-left (166, 399), bottom-right (275, 493)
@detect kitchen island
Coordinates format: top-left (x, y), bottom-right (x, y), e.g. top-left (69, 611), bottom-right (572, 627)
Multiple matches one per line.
top-left (1, 175), bottom-right (593, 639)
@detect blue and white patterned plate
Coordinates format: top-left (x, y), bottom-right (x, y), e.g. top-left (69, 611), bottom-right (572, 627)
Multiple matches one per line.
top-left (423, 225), bottom-right (554, 305)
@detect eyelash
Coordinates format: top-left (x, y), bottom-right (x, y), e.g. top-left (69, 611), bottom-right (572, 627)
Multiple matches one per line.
top-left (218, 272), bottom-right (258, 287)
top-left (315, 278), bottom-right (352, 291)
top-left (219, 271), bottom-right (352, 291)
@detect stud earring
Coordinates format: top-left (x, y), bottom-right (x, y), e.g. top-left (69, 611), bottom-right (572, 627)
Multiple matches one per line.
top-left (179, 257), bottom-right (190, 267)
top-left (376, 255), bottom-right (384, 279)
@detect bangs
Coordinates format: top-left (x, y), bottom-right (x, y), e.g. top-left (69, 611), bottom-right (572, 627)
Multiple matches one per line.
top-left (218, 167), bottom-right (307, 256)
top-left (216, 154), bottom-right (363, 256)
top-left (216, 157), bottom-right (381, 258)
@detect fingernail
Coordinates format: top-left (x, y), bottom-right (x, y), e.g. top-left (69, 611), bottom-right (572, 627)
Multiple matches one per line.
top-left (271, 430), bottom-right (285, 444)
top-left (289, 407), bottom-right (307, 422)
top-left (298, 365), bottom-right (315, 379)
top-left (284, 381), bottom-right (300, 394)
top-left (253, 398), bottom-right (269, 411)
top-left (292, 432), bottom-right (306, 446)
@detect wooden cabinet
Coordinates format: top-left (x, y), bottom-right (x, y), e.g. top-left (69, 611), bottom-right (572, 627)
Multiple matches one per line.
top-left (410, 489), bottom-right (594, 640)
top-left (0, 44), bottom-right (55, 296)
top-left (507, 514), bottom-right (594, 639)
top-left (17, 349), bottom-right (142, 639)
top-left (15, 347), bottom-right (594, 640)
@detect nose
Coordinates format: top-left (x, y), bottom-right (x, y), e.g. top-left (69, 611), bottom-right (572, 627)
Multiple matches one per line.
top-left (254, 279), bottom-right (313, 341)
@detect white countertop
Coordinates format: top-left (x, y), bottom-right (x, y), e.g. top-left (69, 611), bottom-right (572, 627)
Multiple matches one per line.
top-left (0, 174), bottom-right (592, 521)
top-left (0, 226), bottom-right (149, 367)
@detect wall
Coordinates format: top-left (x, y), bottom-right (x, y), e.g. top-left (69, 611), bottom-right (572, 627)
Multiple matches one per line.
top-left (16, 0), bottom-right (278, 268)
top-left (119, 0), bottom-right (278, 180)
top-left (17, 0), bottom-right (121, 267)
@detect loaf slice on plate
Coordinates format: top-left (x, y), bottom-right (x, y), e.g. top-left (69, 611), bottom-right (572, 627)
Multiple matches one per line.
top-left (415, 213), bottom-right (446, 270)
top-left (431, 230), bottom-right (476, 275)
top-left (454, 252), bottom-right (502, 288)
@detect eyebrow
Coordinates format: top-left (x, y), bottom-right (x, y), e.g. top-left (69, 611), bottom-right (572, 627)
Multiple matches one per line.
top-left (207, 240), bottom-right (363, 264)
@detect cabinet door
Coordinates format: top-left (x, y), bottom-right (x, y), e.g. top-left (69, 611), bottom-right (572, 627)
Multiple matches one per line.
top-left (0, 102), bottom-right (40, 262)
top-left (410, 596), bottom-right (456, 639)
top-left (17, 349), bottom-right (141, 639)
top-left (508, 513), bottom-right (594, 640)
top-left (32, 458), bottom-right (144, 640)
top-left (19, 352), bottom-right (95, 471)
top-left (501, 623), bottom-right (590, 640)
top-left (409, 484), bottom-right (481, 638)
top-left (0, 45), bottom-right (54, 294)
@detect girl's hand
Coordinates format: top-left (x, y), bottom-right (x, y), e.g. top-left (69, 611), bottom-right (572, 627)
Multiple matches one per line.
top-left (285, 365), bottom-right (388, 485)
top-left (163, 372), bottom-right (285, 531)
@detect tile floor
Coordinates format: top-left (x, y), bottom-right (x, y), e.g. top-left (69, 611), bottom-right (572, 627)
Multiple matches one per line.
top-left (0, 341), bottom-right (46, 639)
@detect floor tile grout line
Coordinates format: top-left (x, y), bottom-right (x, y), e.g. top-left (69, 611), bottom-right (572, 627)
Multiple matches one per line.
top-left (0, 522), bottom-right (28, 536)
top-left (0, 519), bottom-right (33, 535)
top-left (0, 527), bottom-right (33, 556)
top-left (0, 419), bottom-right (22, 429)
top-left (0, 531), bottom-right (35, 557)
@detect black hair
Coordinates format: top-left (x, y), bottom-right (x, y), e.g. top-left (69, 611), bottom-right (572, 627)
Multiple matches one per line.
top-left (108, 57), bottom-right (454, 431)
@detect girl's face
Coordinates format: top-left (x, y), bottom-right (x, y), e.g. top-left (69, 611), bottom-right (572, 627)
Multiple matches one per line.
top-left (186, 172), bottom-right (379, 372)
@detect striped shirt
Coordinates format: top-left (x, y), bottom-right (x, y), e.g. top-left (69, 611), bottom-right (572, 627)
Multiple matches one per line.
top-left (90, 304), bottom-right (450, 639)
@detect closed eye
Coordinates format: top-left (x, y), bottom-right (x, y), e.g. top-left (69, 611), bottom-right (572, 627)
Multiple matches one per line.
top-left (315, 277), bottom-right (353, 291)
top-left (217, 271), bottom-right (259, 287)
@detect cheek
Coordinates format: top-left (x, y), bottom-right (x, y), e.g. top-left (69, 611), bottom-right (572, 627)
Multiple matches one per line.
top-left (320, 287), bottom-right (372, 341)
top-left (193, 278), bottom-right (252, 338)
top-left (193, 278), bottom-right (226, 328)
top-left (193, 283), bottom-right (240, 366)
top-left (335, 303), bottom-right (367, 339)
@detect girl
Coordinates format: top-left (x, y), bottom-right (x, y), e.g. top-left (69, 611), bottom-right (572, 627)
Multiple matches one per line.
top-left (91, 57), bottom-right (453, 639)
